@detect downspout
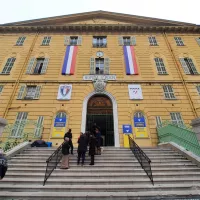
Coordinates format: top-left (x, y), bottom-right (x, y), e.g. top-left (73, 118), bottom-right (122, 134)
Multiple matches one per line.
top-left (163, 31), bottom-right (198, 118)
top-left (3, 32), bottom-right (39, 118)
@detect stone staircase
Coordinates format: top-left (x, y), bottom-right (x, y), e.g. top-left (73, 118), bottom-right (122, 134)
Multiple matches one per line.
top-left (0, 146), bottom-right (200, 199)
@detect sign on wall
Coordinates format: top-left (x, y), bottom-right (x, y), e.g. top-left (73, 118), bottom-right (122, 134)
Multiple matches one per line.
top-left (134, 114), bottom-right (148, 138)
top-left (57, 84), bottom-right (72, 100)
top-left (128, 84), bottom-right (143, 100)
top-left (52, 117), bottom-right (66, 138)
top-left (122, 125), bottom-right (132, 134)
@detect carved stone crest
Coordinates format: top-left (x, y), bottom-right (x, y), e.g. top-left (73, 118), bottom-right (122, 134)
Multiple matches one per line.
top-left (93, 76), bottom-right (107, 93)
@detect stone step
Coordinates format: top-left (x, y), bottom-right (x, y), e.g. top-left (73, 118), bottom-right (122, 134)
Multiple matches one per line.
top-left (1, 190), bottom-right (200, 200)
top-left (0, 183), bottom-right (199, 193)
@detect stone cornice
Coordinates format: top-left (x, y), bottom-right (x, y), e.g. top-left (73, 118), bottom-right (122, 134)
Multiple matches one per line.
top-left (0, 24), bottom-right (200, 33)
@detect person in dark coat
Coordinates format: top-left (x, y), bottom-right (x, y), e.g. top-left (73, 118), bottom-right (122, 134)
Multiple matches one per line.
top-left (95, 128), bottom-right (101, 155)
top-left (77, 133), bottom-right (88, 165)
top-left (89, 133), bottom-right (97, 165)
top-left (0, 149), bottom-right (8, 180)
top-left (92, 123), bottom-right (100, 135)
top-left (31, 138), bottom-right (48, 147)
top-left (60, 137), bottom-right (70, 169)
top-left (64, 129), bottom-right (73, 154)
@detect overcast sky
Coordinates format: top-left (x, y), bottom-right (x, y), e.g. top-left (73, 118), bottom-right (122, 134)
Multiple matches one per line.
top-left (1, 0), bottom-right (200, 25)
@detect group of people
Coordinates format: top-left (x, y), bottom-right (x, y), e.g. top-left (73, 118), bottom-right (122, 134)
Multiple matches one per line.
top-left (60, 124), bottom-right (102, 169)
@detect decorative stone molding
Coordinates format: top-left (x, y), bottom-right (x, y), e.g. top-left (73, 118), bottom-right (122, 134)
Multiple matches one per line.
top-left (81, 91), bottom-right (120, 147)
top-left (93, 76), bottom-right (107, 93)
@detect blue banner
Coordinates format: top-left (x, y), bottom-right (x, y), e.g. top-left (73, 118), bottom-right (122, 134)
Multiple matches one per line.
top-left (134, 116), bottom-right (146, 127)
top-left (123, 125), bottom-right (132, 134)
top-left (54, 117), bottom-right (66, 127)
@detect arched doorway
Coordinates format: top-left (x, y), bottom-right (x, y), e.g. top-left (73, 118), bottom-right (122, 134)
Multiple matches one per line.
top-left (86, 95), bottom-right (114, 146)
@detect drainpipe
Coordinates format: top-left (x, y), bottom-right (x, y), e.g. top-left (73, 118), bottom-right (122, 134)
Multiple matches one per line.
top-left (3, 32), bottom-right (39, 118)
top-left (163, 31), bottom-right (198, 118)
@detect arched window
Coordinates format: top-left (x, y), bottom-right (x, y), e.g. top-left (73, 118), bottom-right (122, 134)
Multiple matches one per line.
top-left (134, 112), bottom-right (144, 119)
top-left (154, 57), bottom-right (167, 75)
top-left (56, 112), bottom-right (66, 119)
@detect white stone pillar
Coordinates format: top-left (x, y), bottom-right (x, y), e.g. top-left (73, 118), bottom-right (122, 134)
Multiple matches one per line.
top-left (0, 118), bottom-right (7, 138)
top-left (191, 118), bottom-right (200, 142)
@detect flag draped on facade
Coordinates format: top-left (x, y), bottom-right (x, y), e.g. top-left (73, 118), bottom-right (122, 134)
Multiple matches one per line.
top-left (62, 46), bottom-right (78, 75)
top-left (123, 46), bottom-right (138, 75)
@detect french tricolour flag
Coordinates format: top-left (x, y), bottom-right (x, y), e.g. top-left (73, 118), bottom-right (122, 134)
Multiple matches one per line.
top-left (123, 46), bottom-right (138, 75)
top-left (62, 46), bottom-right (78, 75)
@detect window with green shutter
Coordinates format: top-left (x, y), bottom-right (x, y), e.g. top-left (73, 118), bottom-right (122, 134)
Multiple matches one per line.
top-left (155, 116), bottom-right (162, 127)
top-left (179, 58), bottom-right (198, 75)
top-left (41, 36), bottom-right (51, 46)
top-left (16, 36), bottom-right (26, 46)
top-left (148, 36), bottom-right (158, 46)
top-left (174, 37), bottom-right (184, 46)
top-left (1, 57), bottom-right (16, 74)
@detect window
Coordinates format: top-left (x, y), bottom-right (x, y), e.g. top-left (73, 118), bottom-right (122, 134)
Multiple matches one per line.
top-left (170, 112), bottom-right (184, 126)
top-left (34, 116), bottom-right (44, 137)
top-left (134, 112), bottom-right (144, 118)
top-left (70, 37), bottom-right (78, 45)
top-left (196, 85), bottom-right (200, 95)
top-left (148, 36), bottom-right (158, 46)
top-left (64, 36), bottom-right (82, 46)
top-left (1, 57), bottom-right (16, 74)
top-left (41, 36), bottom-right (51, 46)
top-left (16, 36), bottom-right (26, 46)
top-left (93, 37), bottom-right (107, 47)
top-left (26, 57), bottom-right (49, 75)
top-left (196, 37), bottom-right (200, 46)
top-left (179, 58), bottom-right (198, 75)
top-left (17, 85), bottom-right (42, 100)
top-left (154, 58), bottom-right (167, 74)
top-left (123, 37), bottom-right (131, 45)
top-left (163, 85), bottom-right (176, 99)
top-left (156, 116), bottom-right (162, 127)
top-left (11, 112), bottom-right (28, 137)
top-left (56, 112), bottom-right (66, 118)
top-left (174, 37), bottom-right (184, 46)
top-left (0, 85), bottom-right (3, 94)
top-left (95, 58), bottom-right (104, 74)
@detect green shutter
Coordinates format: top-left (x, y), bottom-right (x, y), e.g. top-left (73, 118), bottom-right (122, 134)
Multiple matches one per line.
top-left (77, 36), bottom-right (82, 45)
top-left (118, 36), bottom-right (124, 45)
top-left (196, 38), bottom-right (200, 46)
top-left (130, 36), bottom-right (136, 46)
top-left (17, 85), bottom-right (26, 99)
top-left (179, 58), bottom-right (190, 74)
top-left (26, 57), bottom-right (35, 74)
top-left (41, 58), bottom-right (49, 74)
top-left (90, 57), bottom-right (95, 74)
top-left (104, 58), bottom-right (110, 74)
top-left (34, 85), bottom-right (42, 99)
top-left (64, 36), bottom-right (70, 46)
top-left (187, 58), bottom-right (198, 74)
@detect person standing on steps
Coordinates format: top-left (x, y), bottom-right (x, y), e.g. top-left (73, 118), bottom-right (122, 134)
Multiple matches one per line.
top-left (89, 133), bottom-right (97, 165)
top-left (0, 149), bottom-right (8, 180)
top-left (77, 133), bottom-right (88, 166)
top-left (64, 129), bottom-right (73, 154)
top-left (95, 128), bottom-right (102, 155)
top-left (60, 137), bottom-right (70, 169)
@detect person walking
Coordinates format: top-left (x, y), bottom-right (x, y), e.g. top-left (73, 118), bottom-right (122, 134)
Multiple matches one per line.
top-left (0, 149), bottom-right (8, 180)
top-left (60, 137), bottom-right (70, 169)
top-left (77, 133), bottom-right (88, 166)
top-left (64, 129), bottom-right (73, 154)
top-left (89, 133), bottom-right (96, 165)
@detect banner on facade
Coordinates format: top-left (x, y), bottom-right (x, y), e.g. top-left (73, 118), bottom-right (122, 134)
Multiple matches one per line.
top-left (52, 117), bottom-right (66, 138)
top-left (128, 84), bottom-right (143, 99)
top-left (57, 84), bottom-right (72, 100)
top-left (134, 115), bottom-right (148, 138)
top-left (122, 125), bottom-right (132, 134)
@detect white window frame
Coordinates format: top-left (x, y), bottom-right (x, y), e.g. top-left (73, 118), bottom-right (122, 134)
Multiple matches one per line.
top-left (148, 36), bottom-right (158, 46)
top-left (16, 36), bottom-right (26, 46)
top-left (196, 85), bottom-right (200, 95)
top-left (170, 112), bottom-right (184, 126)
top-left (154, 58), bottom-right (167, 74)
top-left (0, 85), bottom-right (3, 94)
top-left (174, 37), bottom-right (184, 46)
top-left (155, 116), bottom-right (162, 127)
top-left (95, 58), bottom-right (104, 74)
top-left (1, 57), bottom-right (16, 74)
top-left (34, 116), bottom-right (44, 138)
top-left (11, 112), bottom-right (28, 137)
top-left (163, 85), bottom-right (176, 99)
top-left (25, 86), bottom-right (37, 99)
top-left (42, 36), bottom-right (51, 46)
top-left (93, 37), bottom-right (107, 47)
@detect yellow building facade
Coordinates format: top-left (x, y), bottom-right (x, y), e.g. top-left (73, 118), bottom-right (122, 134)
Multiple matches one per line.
top-left (0, 11), bottom-right (200, 147)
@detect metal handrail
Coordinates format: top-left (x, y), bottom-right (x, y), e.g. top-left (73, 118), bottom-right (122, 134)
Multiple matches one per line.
top-left (128, 136), bottom-right (154, 185)
top-left (43, 142), bottom-right (64, 186)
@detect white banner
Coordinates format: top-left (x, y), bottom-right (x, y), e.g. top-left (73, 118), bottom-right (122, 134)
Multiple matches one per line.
top-left (57, 84), bottom-right (72, 100)
top-left (128, 84), bottom-right (143, 100)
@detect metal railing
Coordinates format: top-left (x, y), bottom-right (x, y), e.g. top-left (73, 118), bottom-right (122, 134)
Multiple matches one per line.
top-left (43, 142), bottom-right (64, 186)
top-left (157, 121), bottom-right (200, 156)
top-left (128, 136), bottom-right (154, 185)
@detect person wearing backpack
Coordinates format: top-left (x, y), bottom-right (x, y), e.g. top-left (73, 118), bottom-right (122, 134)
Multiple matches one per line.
top-left (60, 137), bottom-right (70, 169)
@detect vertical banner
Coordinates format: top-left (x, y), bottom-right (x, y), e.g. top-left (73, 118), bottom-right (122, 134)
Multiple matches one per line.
top-left (134, 115), bottom-right (148, 138)
top-left (62, 46), bottom-right (78, 75)
top-left (128, 84), bottom-right (143, 100)
top-left (52, 117), bottom-right (66, 138)
top-left (57, 84), bottom-right (72, 100)
top-left (122, 125), bottom-right (132, 148)
top-left (123, 46), bottom-right (138, 75)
